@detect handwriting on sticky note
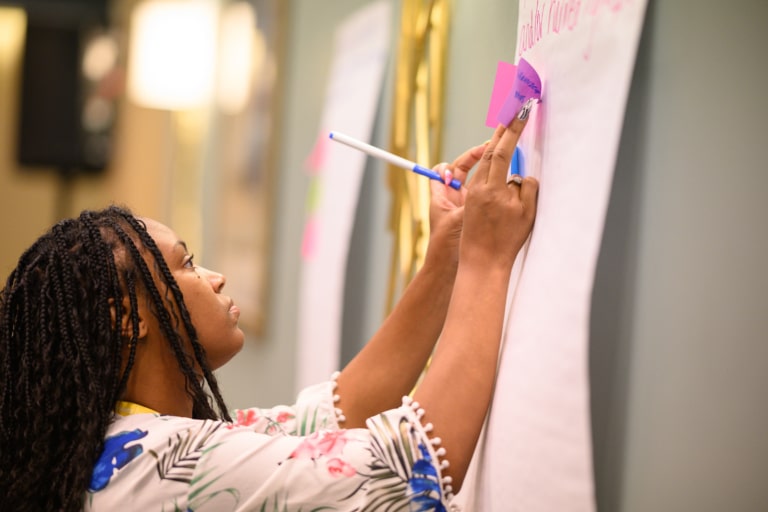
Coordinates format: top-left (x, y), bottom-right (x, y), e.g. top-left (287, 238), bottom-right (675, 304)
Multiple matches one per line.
top-left (496, 58), bottom-right (542, 126)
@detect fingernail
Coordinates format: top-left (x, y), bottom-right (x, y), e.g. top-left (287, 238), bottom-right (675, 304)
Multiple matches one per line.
top-left (444, 169), bottom-right (453, 185)
top-left (435, 162), bottom-right (448, 183)
top-left (516, 98), bottom-right (537, 121)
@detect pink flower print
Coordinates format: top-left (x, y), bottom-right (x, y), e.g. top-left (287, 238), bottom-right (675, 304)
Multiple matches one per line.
top-left (276, 411), bottom-right (294, 424)
top-left (227, 409), bottom-right (261, 429)
top-left (289, 430), bottom-right (349, 460)
top-left (314, 430), bottom-right (349, 457)
top-left (326, 457), bottom-right (356, 478)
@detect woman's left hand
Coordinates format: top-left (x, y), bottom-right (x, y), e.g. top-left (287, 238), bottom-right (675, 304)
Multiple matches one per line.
top-left (425, 143), bottom-right (488, 271)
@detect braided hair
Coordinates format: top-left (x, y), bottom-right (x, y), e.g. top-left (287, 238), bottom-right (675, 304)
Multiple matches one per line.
top-left (0, 205), bottom-right (231, 511)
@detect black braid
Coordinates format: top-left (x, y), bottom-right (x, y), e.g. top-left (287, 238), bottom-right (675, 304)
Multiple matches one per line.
top-left (103, 218), bottom-right (217, 418)
top-left (116, 213), bottom-right (230, 420)
top-left (81, 210), bottom-right (125, 399)
top-left (115, 271), bottom-right (140, 396)
top-left (52, 227), bottom-right (96, 377)
top-left (0, 205), bottom-right (231, 511)
top-left (20, 267), bottom-right (33, 409)
top-left (117, 213), bottom-right (230, 420)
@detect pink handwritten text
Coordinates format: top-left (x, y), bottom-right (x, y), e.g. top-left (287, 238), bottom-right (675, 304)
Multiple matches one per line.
top-left (517, 0), bottom-right (632, 59)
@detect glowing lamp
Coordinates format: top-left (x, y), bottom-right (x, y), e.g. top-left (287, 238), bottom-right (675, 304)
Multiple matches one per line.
top-left (127, 0), bottom-right (218, 110)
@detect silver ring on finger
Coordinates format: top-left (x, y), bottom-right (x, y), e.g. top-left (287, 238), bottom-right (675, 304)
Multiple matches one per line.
top-left (508, 174), bottom-right (523, 186)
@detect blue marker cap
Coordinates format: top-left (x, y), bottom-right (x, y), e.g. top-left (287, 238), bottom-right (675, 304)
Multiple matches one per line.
top-left (413, 164), bottom-right (462, 190)
top-left (510, 146), bottom-right (523, 177)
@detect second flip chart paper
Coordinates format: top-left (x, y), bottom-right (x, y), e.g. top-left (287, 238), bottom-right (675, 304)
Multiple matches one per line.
top-left (296, 1), bottom-right (391, 391)
top-left (457, 1), bottom-right (649, 511)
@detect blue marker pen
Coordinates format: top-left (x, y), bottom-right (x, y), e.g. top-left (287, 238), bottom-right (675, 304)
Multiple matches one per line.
top-left (328, 131), bottom-right (462, 190)
top-left (511, 146), bottom-right (523, 177)
top-left (508, 146), bottom-right (524, 185)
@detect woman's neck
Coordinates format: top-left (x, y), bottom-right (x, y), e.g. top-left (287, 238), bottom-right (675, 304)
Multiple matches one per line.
top-left (120, 340), bottom-right (195, 418)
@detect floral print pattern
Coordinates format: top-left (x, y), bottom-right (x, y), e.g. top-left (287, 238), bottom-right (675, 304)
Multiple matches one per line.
top-left (85, 381), bottom-right (451, 511)
top-left (89, 429), bottom-right (147, 492)
top-left (286, 430), bottom-right (358, 479)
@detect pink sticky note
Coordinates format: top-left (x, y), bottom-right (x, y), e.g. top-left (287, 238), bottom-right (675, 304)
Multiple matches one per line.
top-left (301, 217), bottom-right (318, 260)
top-left (304, 130), bottom-right (330, 173)
top-left (485, 61), bottom-right (518, 128)
top-left (497, 58), bottom-right (542, 126)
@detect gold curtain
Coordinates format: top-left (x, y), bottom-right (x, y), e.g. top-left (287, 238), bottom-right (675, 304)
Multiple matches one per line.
top-left (386, 0), bottom-right (451, 314)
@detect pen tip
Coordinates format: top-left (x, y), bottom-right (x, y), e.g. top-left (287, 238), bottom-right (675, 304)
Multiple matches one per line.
top-left (328, 132), bottom-right (334, 139)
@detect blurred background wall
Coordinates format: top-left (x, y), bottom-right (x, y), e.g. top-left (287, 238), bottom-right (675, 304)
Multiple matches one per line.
top-left (0, 0), bottom-right (517, 408)
top-left (0, 1), bottom-right (766, 510)
top-left (0, 0), bottom-right (172, 256)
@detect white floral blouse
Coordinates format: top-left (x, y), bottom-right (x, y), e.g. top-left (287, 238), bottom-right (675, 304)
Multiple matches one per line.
top-left (84, 378), bottom-right (454, 511)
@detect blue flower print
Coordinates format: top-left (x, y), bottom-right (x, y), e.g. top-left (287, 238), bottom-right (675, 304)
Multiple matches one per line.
top-left (408, 443), bottom-right (446, 512)
top-left (89, 429), bottom-right (148, 492)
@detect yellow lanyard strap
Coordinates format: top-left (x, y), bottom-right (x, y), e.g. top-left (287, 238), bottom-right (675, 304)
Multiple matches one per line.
top-left (115, 401), bottom-right (158, 416)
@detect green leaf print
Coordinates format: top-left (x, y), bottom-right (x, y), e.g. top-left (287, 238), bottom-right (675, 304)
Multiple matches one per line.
top-left (257, 492), bottom-right (337, 512)
top-left (296, 407), bottom-right (320, 436)
top-left (152, 421), bottom-right (240, 510)
top-left (357, 415), bottom-right (416, 512)
top-left (149, 420), bottom-right (224, 484)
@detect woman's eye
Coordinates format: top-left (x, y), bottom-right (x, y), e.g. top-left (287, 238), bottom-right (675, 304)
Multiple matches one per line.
top-left (184, 254), bottom-right (195, 269)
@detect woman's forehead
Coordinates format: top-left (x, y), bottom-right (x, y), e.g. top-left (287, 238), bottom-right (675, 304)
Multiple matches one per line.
top-left (139, 217), bottom-right (181, 251)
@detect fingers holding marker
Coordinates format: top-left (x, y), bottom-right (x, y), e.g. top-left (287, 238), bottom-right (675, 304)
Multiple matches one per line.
top-left (431, 162), bottom-right (451, 187)
top-left (443, 143), bottom-right (487, 187)
top-left (436, 163), bottom-right (455, 187)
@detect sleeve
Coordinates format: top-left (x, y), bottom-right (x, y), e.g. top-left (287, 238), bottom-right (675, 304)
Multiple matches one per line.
top-left (229, 375), bottom-right (345, 436)
top-left (189, 397), bottom-right (455, 512)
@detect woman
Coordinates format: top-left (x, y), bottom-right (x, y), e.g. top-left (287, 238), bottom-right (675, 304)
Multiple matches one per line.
top-left (0, 103), bottom-right (537, 511)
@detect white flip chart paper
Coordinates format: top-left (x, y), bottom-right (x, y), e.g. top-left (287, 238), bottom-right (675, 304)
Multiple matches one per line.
top-left (296, 1), bottom-right (391, 391)
top-left (456, 1), bottom-right (648, 510)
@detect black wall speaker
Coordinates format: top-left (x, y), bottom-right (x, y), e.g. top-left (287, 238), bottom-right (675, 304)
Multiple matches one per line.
top-left (17, 5), bottom-right (118, 175)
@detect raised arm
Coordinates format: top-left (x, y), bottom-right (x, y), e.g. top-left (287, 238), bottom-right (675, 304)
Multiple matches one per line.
top-left (335, 144), bottom-right (486, 428)
top-left (413, 102), bottom-right (539, 491)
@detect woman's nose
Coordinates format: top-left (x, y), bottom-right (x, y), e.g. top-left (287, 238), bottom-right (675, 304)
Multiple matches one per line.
top-left (199, 267), bottom-right (226, 292)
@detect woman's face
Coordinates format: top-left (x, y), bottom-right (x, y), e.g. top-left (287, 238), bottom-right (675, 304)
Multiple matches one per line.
top-left (142, 218), bottom-right (244, 370)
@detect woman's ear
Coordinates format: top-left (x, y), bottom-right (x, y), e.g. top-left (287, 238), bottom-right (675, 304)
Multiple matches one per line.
top-left (108, 297), bottom-right (148, 340)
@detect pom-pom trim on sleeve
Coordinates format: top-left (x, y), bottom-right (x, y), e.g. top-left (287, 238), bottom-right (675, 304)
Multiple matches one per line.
top-left (401, 395), bottom-right (457, 505)
top-left (330, 371), bottom-right (346, 425)
top-left (328, 375), bottom-right (459, 509)
top-left (360, 396), bottom-right (458, 510)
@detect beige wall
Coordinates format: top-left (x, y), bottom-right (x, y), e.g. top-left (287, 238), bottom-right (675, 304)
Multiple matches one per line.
top-left (0, 4), bottom-right (172, 281)
top-left (0, 7), bottom-right (58, 278)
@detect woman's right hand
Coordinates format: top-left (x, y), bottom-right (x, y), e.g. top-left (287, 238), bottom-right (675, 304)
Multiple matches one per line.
top-left (460, 116), bottom-right (539, 273)
top-left (412, 99), bottom-right (539, 495)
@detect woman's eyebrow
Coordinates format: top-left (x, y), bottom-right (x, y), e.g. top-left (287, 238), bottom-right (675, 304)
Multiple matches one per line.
top-left (174, 240), bottom-right (188, 253)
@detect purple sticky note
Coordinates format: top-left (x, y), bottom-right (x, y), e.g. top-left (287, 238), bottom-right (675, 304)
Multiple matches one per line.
top-left (485, 61), bottom-right (518, 128)
top-left (496, 58), bottom-right (542, 126)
